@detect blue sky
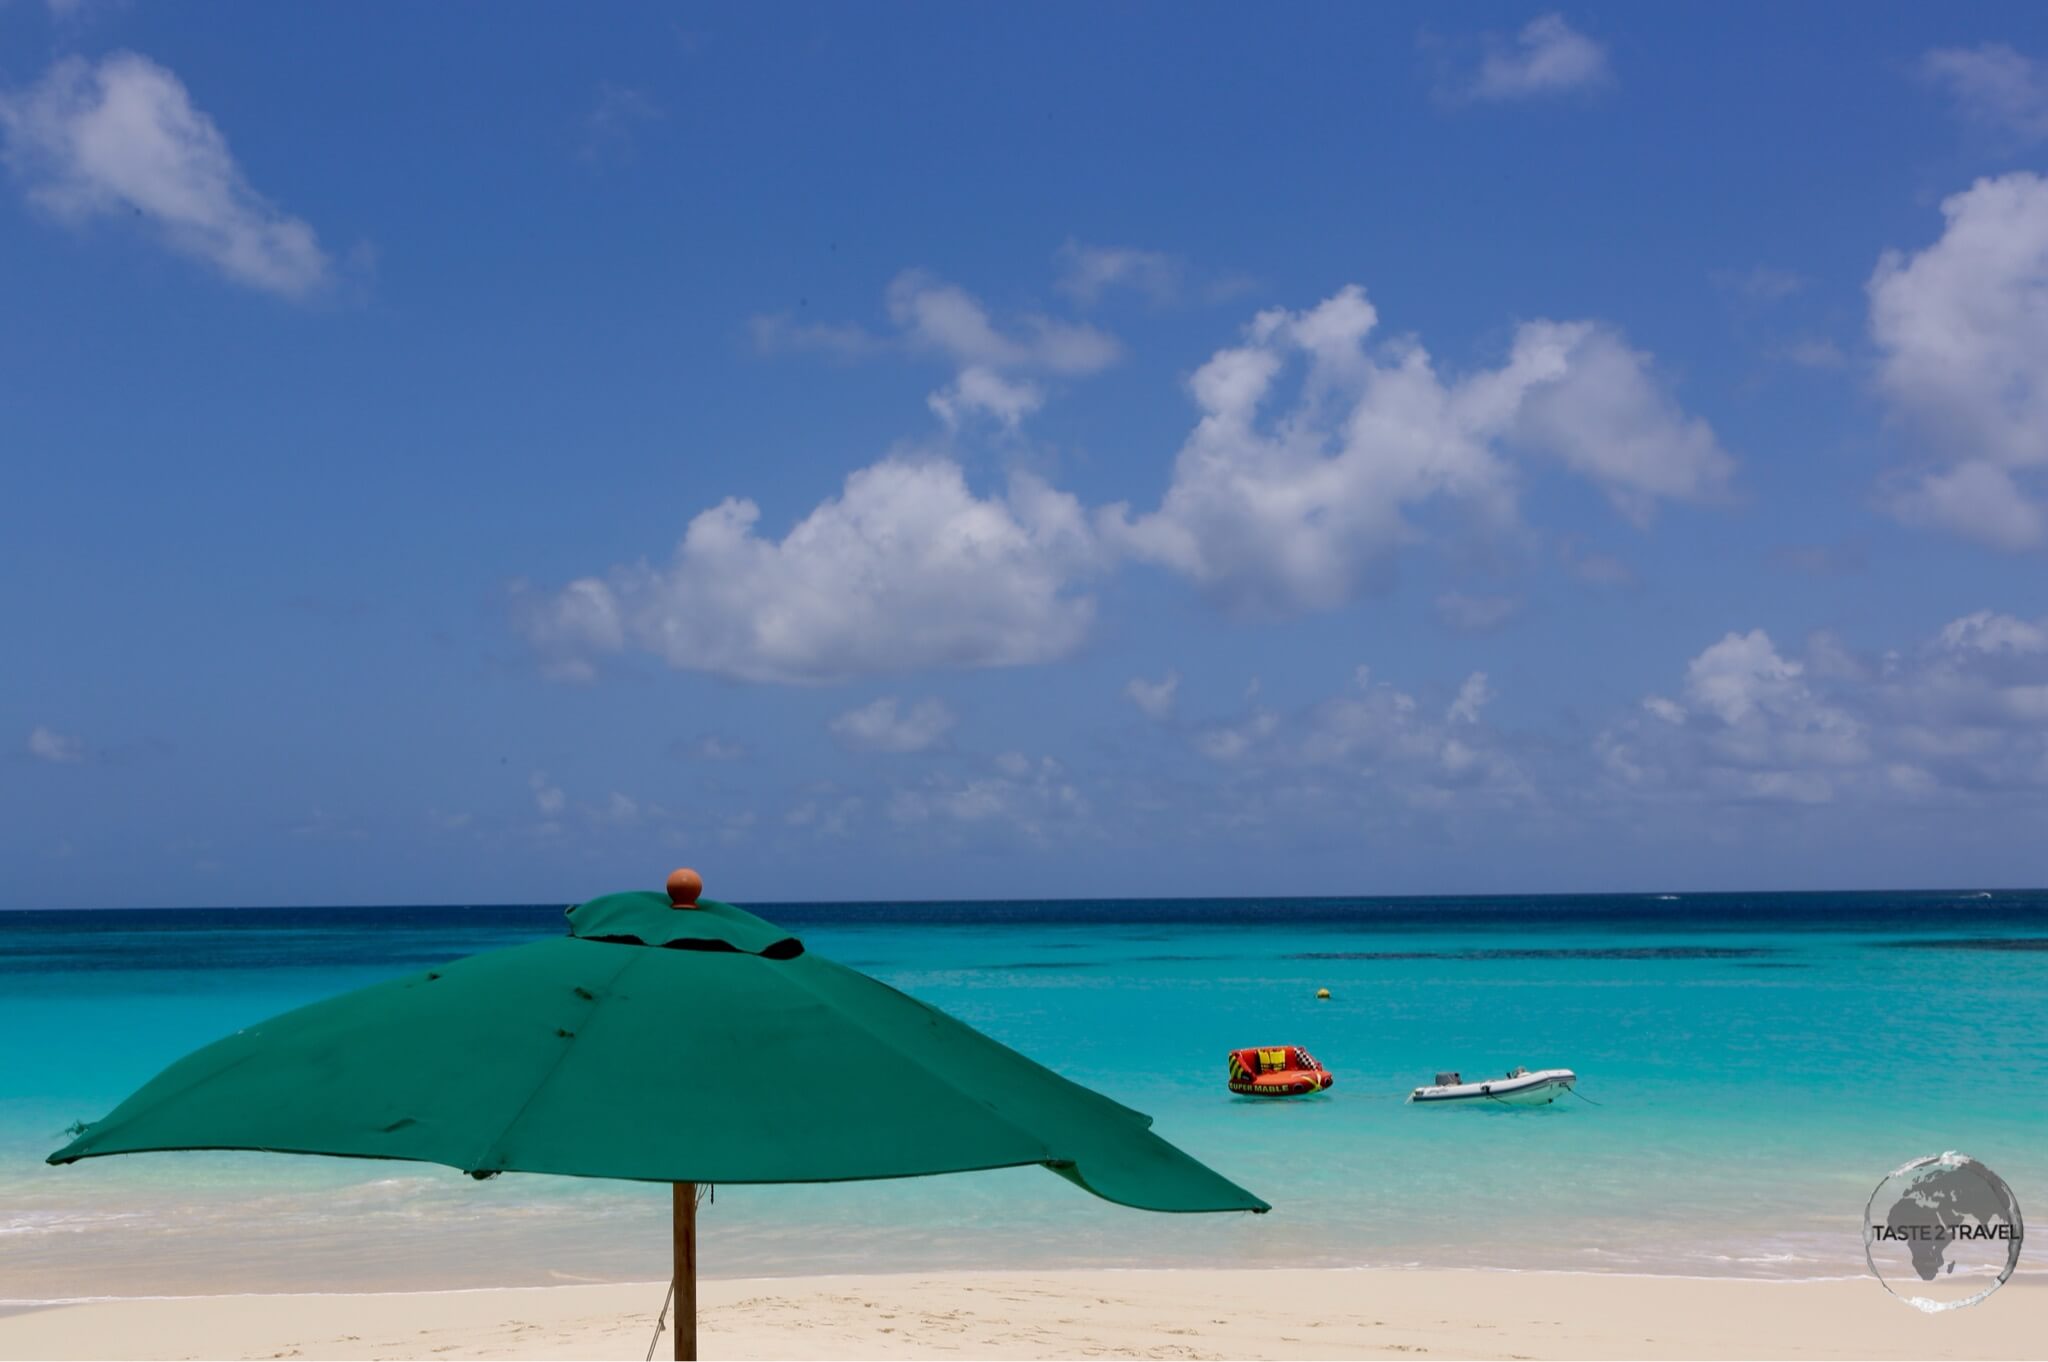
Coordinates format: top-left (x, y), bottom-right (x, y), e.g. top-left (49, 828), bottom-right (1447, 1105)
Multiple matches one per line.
top-left (6, 2), bottom-right (2048, 909)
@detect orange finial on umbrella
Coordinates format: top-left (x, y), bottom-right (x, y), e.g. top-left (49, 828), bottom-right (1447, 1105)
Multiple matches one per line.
top-left (666, 867), bottom-right (703, 908)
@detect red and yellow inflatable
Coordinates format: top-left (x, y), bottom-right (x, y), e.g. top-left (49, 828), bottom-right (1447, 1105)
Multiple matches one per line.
top-left (1227, 1045), bottom-right (1334, 1096)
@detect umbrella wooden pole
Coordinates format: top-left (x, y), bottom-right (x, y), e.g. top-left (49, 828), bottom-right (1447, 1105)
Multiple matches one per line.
top-left (672, 1182), bottom-right (698, 1361)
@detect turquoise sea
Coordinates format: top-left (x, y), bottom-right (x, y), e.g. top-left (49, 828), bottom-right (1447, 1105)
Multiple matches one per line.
top-left (4, 892), bottom-right (2046, 1302)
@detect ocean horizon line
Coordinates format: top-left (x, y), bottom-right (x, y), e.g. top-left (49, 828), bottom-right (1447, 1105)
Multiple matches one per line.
top-left (6, 883), bottom-right (2046, 915)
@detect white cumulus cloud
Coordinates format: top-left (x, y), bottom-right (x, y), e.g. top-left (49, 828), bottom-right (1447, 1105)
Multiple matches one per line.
top-left (885, 269), bottom-right (1120, 376)
top-left (1603, 612), bottom-right (2048, 803)
top-left (1124, 671), bottom-right (1180, 721)
top-left (754, 270), bottom-right (1120, 432)
top-left (886, 752), bottom-right (1089, 843)
top-left (928, 366), bottom-right (1043, 431)
top-left (1104, 285), bottom-right (1730, 613)
top-left (1923, 43), bottom-right (2048, 141)
top-left (518, 457), bottom-right (1102, 684)
top-left (1500, 321), bottom-right (1734, 524)
top-left (27, 725), bottom-right (85, 764)
top-left (1464, 14), bottom-right (1612, 102)
top-left (1869, 172), bottom-right (2048, 549)
top-left (529, 771), bottom-right (566, 816)
top-left (1190, 663), bottom-right (1527, 809)
top-left (830, 696), bottom-right (957, 753)
top-left (1938, 608), bottom-right (2048, 656)
top-left (593, 791), bottom-right (640, 826)
top-left (1054, 240), bottom-right (1180, 306)
top-left (0, 52), bottom-right (330, 297)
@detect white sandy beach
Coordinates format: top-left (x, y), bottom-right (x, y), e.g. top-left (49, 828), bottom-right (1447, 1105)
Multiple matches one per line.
top-left (2, 1269), bottom-right (2042, 1361)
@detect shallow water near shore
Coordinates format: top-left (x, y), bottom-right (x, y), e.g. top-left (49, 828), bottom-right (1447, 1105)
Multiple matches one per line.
top-left (4, 891), bottom-right (2046, 1299)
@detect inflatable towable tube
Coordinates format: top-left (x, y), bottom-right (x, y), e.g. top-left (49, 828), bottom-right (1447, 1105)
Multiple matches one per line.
top-left (1226, 1045), bottom-right (1334, 1096)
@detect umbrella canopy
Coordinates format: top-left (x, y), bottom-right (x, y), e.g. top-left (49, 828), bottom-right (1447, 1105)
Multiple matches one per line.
top-left (50, 876), bottom-right (1266, 1357)
top-left (50, 888), bottom-right (1262, 1213)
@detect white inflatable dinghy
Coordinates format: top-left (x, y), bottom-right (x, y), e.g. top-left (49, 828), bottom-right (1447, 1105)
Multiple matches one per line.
top-left (1409, 1066), bottom-right (1575, 1106)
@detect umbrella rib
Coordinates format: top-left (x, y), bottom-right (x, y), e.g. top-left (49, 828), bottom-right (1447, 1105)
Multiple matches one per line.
top-left (768, 960), bottom-right (1067, 1170)
top-left (810, 959), bottom-right (1158, 1127)
top-left (461, 943), bottom-right (643, 1177)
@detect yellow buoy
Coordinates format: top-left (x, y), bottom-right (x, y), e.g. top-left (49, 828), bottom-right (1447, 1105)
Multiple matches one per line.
top-left (1316, 987), bottom-right (1331, 999)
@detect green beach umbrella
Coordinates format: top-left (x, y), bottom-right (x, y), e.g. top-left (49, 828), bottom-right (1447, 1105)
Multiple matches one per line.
top-left (49, 871), bottom-right (1266, 1359)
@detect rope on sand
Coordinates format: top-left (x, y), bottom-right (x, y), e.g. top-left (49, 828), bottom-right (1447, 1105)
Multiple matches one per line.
top-left (644, 1280), bottom-right (676, 1362)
